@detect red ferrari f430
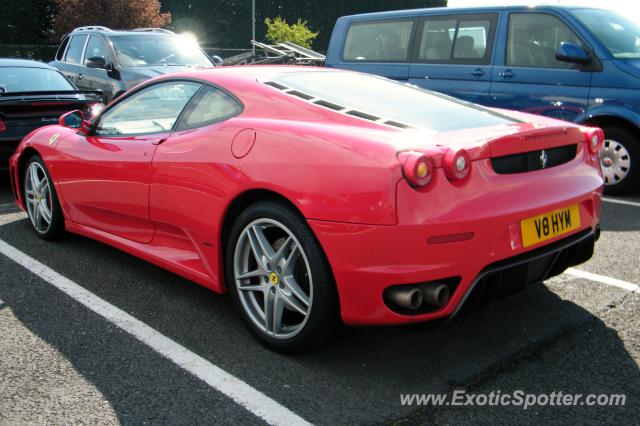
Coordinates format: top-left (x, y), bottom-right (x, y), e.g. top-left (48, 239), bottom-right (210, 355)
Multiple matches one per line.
top-left (9, 67), bottom-right (603, 351)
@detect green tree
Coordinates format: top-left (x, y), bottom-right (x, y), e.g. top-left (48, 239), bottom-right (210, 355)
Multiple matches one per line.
top-left (264, 16), bottom-right (318, 48)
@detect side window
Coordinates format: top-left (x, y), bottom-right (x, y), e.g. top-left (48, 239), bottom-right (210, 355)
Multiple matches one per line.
top-left (65, 35), bottom-right (87, 65)
top-left (177, 86), bottom-right (242, 130)
top-left (55, 36), bottom-right (70, 61)
top-left (84, 35), bottom-right (110, 66)
top-left (453, 20), bottom-right (491, 59)
top-left (419, 19), bottom-right (456, 60)
top-left (418, 14), bottom-right (495, 64)
top-left (95, 82), bottom-right (201, 136)
top-left (342, 20), bottom-right (414, 62)
top-left (507, 13), bottom-right (583, 68)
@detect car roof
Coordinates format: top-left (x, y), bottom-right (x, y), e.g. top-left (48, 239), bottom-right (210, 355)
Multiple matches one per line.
top-left (68, 27), bottom-right (175, 37)
top-left (340, 4), bottom-right (609, 20)
top-left (0, 58), bottom-right (52, 68)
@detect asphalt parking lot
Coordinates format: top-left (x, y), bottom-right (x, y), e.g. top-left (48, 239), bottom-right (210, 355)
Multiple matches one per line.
top-left (1, 168), bottom-right (639, 425)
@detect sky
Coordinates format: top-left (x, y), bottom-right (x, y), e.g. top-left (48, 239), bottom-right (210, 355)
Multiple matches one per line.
top-left (447, 0), bottom-right (640, 17)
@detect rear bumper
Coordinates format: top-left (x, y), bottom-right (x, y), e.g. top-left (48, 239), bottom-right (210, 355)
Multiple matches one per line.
top-left (309, 153), bottom-right (603, 326)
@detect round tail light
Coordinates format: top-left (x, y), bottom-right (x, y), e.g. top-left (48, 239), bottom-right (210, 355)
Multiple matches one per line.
top-left (584, 127), bottom-right (604, 153)
top-left (443, 149), bottom-right (471, 180)
top-left (397, 151), bottom-right (435, 187)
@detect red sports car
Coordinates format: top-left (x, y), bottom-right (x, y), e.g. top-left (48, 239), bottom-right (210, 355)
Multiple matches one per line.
top-left (8, 66), bottom-right (603, 351)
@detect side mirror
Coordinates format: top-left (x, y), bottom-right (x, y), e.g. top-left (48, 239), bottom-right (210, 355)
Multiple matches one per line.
top-left (86, 56), bottom-right (107, 69)
top-left (211, 55), bottom-right (224, 67)
top-left (59, 110), bottom-right (90, 133)
top-left (556, 42), bottom-right (591, 64)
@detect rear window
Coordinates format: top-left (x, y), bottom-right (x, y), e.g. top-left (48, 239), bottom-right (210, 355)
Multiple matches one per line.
top-left (0, 67), bottom-right (74, 92)
top-left (342, 20), bottom-right (414, 62)
top-left (266, 71), bottom-right (520, 132)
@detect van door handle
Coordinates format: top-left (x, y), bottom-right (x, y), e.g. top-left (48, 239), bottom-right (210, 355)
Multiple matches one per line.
top-left (471, 68), bottom-right (485, 77)
top-left (498, 69), bottom-right (515, 79)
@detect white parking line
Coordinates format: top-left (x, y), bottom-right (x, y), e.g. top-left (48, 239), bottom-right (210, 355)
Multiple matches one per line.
top-left (565, 268), bottom-right (639, 292)
top-left (0, 239), bottom-right (311, 426)
top-left (602, 197), bottom-right (640, 208)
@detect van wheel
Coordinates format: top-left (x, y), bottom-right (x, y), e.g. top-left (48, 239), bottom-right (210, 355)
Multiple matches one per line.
top-left (600, 126), bottom-right (639, 195)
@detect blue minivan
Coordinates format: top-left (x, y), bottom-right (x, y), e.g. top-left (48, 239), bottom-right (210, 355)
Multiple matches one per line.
top-left (326, 5), bottom-right (640, 194)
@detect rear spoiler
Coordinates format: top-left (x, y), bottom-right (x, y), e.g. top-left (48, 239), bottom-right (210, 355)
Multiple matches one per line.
top-left (0, 90), bottom-right (103, 101)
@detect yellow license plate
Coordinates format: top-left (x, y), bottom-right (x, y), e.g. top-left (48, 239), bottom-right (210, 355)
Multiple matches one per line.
top-left (521, 204), bottom-right (581, 248)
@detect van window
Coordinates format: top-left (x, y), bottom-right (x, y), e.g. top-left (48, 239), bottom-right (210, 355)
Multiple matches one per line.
top-left (419, 19), bottom-right (456, 60)
top-left (454, 20), bottom-right (490, 59)
top-left (571, 8), bottom-right (640, 59)
top-left (342, 20), bottom-right (414, 62)
top-left (65, 35), bottom-right (87, 65)
top-left (417, 15), bottom-right (495, 64)
top-left (507, 13), bottom-right (583, 68)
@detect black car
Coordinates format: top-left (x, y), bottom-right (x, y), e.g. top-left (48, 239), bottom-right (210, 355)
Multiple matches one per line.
top-left (0, 58), bottom-right (103, 165)
top-left (50, 26), bottom-right (222, 104)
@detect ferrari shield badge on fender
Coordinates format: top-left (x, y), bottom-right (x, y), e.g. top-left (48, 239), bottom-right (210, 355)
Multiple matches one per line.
top-left (49, 133), bottom-right (60, 146)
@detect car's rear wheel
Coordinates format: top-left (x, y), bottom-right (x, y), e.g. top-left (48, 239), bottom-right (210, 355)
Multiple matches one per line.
top-left (600, 126), bottom-right (639, 195)
top-left (23, 155), bottom-right (65, 239)
top-left (225, 201), bottom-right (338, 352)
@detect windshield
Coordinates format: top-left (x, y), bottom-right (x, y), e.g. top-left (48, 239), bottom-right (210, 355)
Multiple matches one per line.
top-left (0, 67), bottom-right (74, 93)
top-left (572, 9), bottom-right (640, 59)
top-left (267, 71), bottom-right (520, 132)
top-left (111, 35), bottom-right (213, 67)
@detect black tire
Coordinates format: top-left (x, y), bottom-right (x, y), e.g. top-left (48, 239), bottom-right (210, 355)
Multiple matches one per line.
top-left (23, 155), bottom-right (66, 240)
top-left (601, 126), bottom-right (640, 195)
top-left (225, 201), bottom-right (339, 352)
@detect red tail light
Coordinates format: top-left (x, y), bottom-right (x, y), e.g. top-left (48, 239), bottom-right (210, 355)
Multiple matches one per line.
top-left (0, 118), bottom-right (5, 132)
top-left (397, 151), bottom-right (435, 187)
top-left (443, 149), bottom-right (471, 180)
top-left (582, 127), bottom-right (604, 154)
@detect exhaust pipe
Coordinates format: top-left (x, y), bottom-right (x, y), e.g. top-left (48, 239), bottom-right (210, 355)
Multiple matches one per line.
top-left (386, 287), bottom-right (424, 310)
top-left (420, 284), bottom-right (450, 307)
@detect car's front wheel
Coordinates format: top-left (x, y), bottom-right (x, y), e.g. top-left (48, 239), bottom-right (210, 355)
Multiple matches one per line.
top-left (225, 201), bottom-right (338, 352)
top-left (23, 155), bottom-right (65, 239)
top-left (600, 126), bottom-right (639, 195)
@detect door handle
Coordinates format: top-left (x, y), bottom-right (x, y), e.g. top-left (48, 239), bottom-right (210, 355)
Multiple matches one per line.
top-left (498, 69), bottom-right (515, 79)
top-left (471, 68), bottom-right (485, 78)
top-left (77, 73), bottom-right (84, 80)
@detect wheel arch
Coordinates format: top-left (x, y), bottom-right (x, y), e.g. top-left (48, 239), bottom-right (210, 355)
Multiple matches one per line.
top-left (583, 115), bottom-right (640, 143)
top-left (220, 189), bottom-right (305, 267)
top-left (218, 188), bottom-right (338, 296)
top-left (17, 147), bottom-right (42, 193)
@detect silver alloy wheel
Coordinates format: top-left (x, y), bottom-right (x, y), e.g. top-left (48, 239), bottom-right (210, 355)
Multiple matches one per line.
top-left (24, 162), bottom-right (53, 234)
top-left (233, 218), bottom-right (313, 339)
top-left (600, 139), bottom-right (631, 186)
